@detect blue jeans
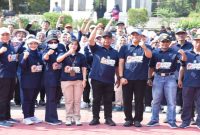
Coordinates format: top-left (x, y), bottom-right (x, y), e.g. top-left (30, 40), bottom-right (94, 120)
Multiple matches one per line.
top-left (151, 74), bottom-right (177, 124)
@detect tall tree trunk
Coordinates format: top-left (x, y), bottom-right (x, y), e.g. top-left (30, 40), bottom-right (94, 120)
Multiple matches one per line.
top-left (8, 0), bottom-right (13, 11)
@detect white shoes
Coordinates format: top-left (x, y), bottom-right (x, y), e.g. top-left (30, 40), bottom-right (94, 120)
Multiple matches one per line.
top-left (176, 106), bottom-right (181, 114)
top-left (23, 118), bottom-right (34, 125)
top-left (75, 120), bottom-right (82, 126)
top-left (30, 117), bottom-right (42, 124)
top-left (145, 106), bottom-right (152, 113)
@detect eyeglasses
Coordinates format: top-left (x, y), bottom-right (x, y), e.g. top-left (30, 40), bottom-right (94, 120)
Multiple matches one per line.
top-left (48, 42), bottom-right (58, 44)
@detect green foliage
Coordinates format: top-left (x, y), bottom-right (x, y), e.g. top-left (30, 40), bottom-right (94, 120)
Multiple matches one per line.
top-left (188, 11), bottom-right (200, 18)
top-left (177, 18), bottom-right (200, 29)
top-left (96, 18), bottom-right (109, 27)
top-left (43, 12), bottom-right (73, 29)
top-left (127, 8), bottom-right (149, 27)
top-left (154, 7), bottom-right (177, 26)
top-left (27, 0), bottom-right (50, 14)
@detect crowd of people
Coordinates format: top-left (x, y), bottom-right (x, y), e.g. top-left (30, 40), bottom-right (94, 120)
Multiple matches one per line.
top-left (0, 15), bottom-right (199, 130)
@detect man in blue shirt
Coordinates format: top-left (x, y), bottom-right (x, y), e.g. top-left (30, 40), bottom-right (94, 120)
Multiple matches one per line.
top-left (147, 33), bottom-right (186, 128)
top-left (118, 29), bottom-right (152, 127)
top-left (88, 24), bottom-right (119, 126)
top-left (171, 28), bottom-right (193, 114)
top-left (178, 34), bottom-right (200, 129)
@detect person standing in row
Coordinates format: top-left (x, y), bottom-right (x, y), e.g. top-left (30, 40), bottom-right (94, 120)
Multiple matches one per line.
top-left (88, 24), bottom-right (119, 126)
top-left (0, 27), bottom-right (18, 127)
top-left (119, 29), bottom-right (152, 127)
top-left (147, 34), bottom-right (186, 128)
top-left (43, 34), bottom-right (65, 125)
top-left (178, 34), bottom-right (200, 129)
top-left (57, 39), bottom-right (87, 126)
top-left (20, 38), bottom-right (43, 125)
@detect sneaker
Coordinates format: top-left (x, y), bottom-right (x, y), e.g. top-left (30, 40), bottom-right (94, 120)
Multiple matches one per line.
top-left (7, 118), bottom-right (20, 124)
top-left (23, 118), bottom-right (34, 125)
top-left (75, 120), bottom-right (82, 126)
top-left (134, 121), bottom-right (142, 127)
top-left (46, 120), bottom-right (62, 126)
top-left (89, 119), bottom-right (100, 126)
top-left (105, 118), bottom-right (116, 126)
top-left (191, 118), bottom-right (196, 125)
top-left (175, 106), bottom-right (181, 114)
top-left (65, 120), bottom-right (72, 126)
top-left (179, 123), bottom-right (190, 128)
top-left (162, 106), bottom-right (167, 113)
top-left (168, 123), bottom-right (178, 129)
top-left (145, 106), bottom-right (152, 113)
top-left (123, 121), bottom-right (133, 127)
top-left (147, 121), bottom-right (159, 127)
top-left (30, 117), bottom-right (42, 124)
top-left (80, 102), bottom-right (89, 109)
top-left (163, 118), bottom-right (168, 123)
top-left (0, 120), bottom-right (13, 127)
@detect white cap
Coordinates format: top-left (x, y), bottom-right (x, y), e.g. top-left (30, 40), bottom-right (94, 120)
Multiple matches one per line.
top-left (26, 38), bottom-right (39, 45)
top-left (0, 27), bottom-right (10, 35)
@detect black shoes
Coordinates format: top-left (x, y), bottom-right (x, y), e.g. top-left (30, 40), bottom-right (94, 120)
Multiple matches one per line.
top-left (123, 121), bottom-right (133, 127)
top-left (105, 118), bottom-right (116, 126)
top-left (179, 123), bottom-right (190, 129)
top-left (134, 121), bottom-right (142, 127)
top-left (89, 119), bottom-right (100, 126)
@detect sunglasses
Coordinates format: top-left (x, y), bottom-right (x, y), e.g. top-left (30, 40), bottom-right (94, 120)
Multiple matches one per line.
top-left (48, 41), bottom-right (58, 44)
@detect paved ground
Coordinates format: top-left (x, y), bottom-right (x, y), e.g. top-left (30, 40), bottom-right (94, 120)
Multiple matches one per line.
top-left (0, 105), bottom-right (199, 135)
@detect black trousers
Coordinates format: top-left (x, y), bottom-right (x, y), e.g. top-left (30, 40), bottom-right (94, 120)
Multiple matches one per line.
top-left (45, 86), bottom-right (58, 122)
top-left (0, 78), bottom-right (15, 121)
top-left (145, 85), bottom-right (152, 107)
top-left (83, 77), bottom-right (91, 103)
top-left (176, 87), bottom-right (183, 106)
top-left (22, 88), bottom-right (39, 118)
top-left (91, 79), bottom-right (114, 119)
top-left (14, 77), bottom-right (21, 105)
top-left (122, 80), bottom-right (146, 122)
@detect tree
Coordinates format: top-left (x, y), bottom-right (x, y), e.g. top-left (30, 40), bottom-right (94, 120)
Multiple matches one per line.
top-left (154, 8), bottom-right (177, 26)
top-left (8, 0), bottom-right (13, 11)
top-left (127, 8), bottom-right (149, 27)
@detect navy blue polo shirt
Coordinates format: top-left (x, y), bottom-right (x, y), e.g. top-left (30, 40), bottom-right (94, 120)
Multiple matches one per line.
top-left (60, 52), bottom-right (87, 81)
top-left (20, 50), bottom-right (43, 89)
top-left (149, 48), bottom-right (179, 73)
top-left (89, 44), bottom-right (119, 84)
top-left (182, 51), bottom-right (200, 87)
top-left (171, 41), bottom-right (193, 52)
top-left (119, 44), bottom-right (151, 80)
top-left (0, 42), bottom-right (17, 78)
top-left (43, 45), bottom-right (65, 87)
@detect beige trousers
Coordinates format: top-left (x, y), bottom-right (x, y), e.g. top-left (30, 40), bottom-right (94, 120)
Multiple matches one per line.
top-left (61, 80), bottom-right (84, 120)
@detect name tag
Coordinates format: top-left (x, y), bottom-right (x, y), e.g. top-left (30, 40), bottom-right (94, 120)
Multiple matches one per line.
top-left (8, 54), bottom-right (18, 62)
top-left (100, 57), bottom-right (116, 66)
top-left (156, 62), bottom-right (172, 69)
top-left (31, 65), bottom-right (43, 72)
top-left (64, 66), bottom-right (80, 73)
top-left (72, 67), bottom-right (80, 73)
top-left (126, 56), bottom-right (143, 63)
top-left (187, 63), bottom-right (200, 70)
top-left (52, 62), bottom-right (62, 70)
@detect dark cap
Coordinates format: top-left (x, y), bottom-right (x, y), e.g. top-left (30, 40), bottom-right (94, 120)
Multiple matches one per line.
top-left (45, 34), bottom-right (59, 43)
top-left (193, 34), bottom-right (200, 40)
top-left (116, 21), bottom-right (125, 26)
top-left (102, 32), bottom-right (112, 38)
top-left (159, 34), bottom-right (172, 42)
top-left (175, 28), bottom-right (186, 34)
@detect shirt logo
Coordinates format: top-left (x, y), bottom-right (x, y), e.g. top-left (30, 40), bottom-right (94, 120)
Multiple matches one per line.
top-left (156, 62), bottom-right (172, 69)
top-left (72, 67), bottom-right (81, 73)
top-left (100, 57), bottom-right (116, 66)
top-left (187, 63), bottom-right (200, 70)
top-left (126, 56), bottom-right (143, 63)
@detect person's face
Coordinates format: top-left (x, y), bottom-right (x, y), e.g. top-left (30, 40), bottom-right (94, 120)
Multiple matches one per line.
top-left (28, 42), bottom-right (39, 50)
top-left (117, 24), bottom-right (124, 30)
top-left (69, 41), bottom-right (78, 51)
top-left (96, 27), bottom-right (104, 35)
top-left (36, 33), bottom-right (46, 42)
top-left (41, 22), bottom-right (50, 30)
top-left (16, 31), bottom-right (26, 41)
top-left (81, 36), bottom-right (88, 43)
top-left (64, 26), bottom-right (72, 32)
top-left (141, 35), bottom-right (147, 42)
top-left (176, 32), bottom-right (187, 41)
top-left (120, 37), bottom-right (127, 45)
top-left (101, 36), bottom-right (112, 47)
top-left (62, 34), bottom-right (71, 42)
top-left (160, 40), bottom-right (171, 50)
top-left (131, 33), bottom-right (141, 44)
top-left (193, 39), bottom-right (200, 51)
top-left (0, 33), bottom-right (10, 43)
top-left (7, 25), bottom-right (14, 33)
